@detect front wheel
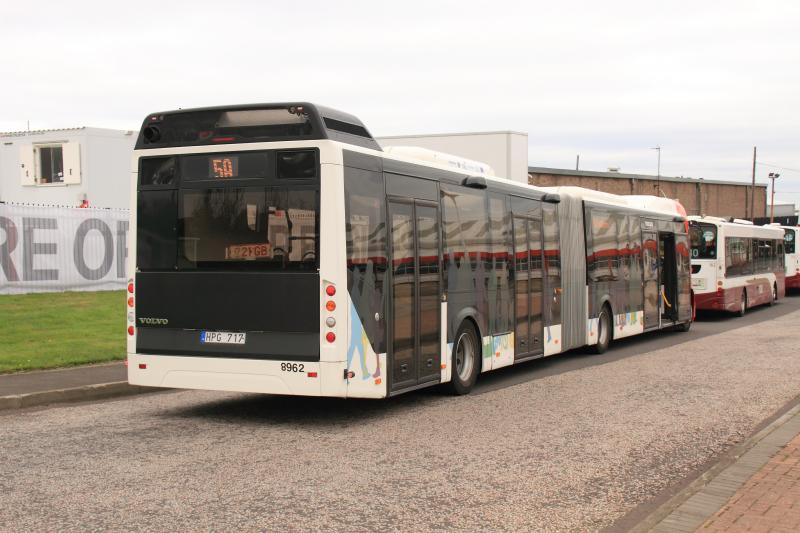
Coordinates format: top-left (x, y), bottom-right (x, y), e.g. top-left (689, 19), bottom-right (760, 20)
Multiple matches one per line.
top-left (769, 283), bottom-right (777, 306)
top-left (447, 322), bottom-right (480, 395)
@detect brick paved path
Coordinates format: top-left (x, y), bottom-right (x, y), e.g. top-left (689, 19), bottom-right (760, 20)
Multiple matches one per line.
top-left (699, 432), bottom-right (800, 532)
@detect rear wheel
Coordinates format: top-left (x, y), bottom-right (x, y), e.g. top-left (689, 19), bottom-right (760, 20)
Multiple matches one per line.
top-left (737, 290), bottom-right (747, 317)
top-left (769, 283), bottom-right (778, 306)
top-left (448, 322), bottom-right (480, 395)
top-left (592, 304), bottom-right (612, 354)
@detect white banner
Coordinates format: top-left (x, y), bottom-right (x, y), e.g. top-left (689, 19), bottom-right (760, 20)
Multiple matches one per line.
top-left (0, 203), bottom-right (130, 294)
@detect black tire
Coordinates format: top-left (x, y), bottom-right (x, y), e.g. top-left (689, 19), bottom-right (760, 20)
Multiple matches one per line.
top-left (769, 283), bottom-right (778, 306)
top-left (591, 304), bottom-right (612, 354)
top-left (674, 319), bottom-right (692, 332)
top-left (737, 290), bottom-right (747, 317)
top-left (448, 322), bottom-right (480, 395)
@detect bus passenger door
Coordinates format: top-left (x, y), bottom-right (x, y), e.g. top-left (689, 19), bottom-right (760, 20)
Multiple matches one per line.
top-left (512, 216), bottom-right (544, 358)
top-left (642, 230), bottom-right (659, 329)
top-left (388, 199), bottom-right (441, 392)
top-left (659, 232), bottom-right (679, 322)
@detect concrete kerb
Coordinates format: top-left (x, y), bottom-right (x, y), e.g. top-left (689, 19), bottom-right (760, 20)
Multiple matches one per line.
top-left (0, 381), bottom-right (156, 411)
top-left (627, 397), bottom-right (800, 533)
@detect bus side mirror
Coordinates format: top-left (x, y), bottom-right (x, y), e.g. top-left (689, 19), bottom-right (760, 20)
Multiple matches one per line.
top-left (542, 193), bottom-right (561, 204)
top-left (462, 176), bottom-right (487, 189)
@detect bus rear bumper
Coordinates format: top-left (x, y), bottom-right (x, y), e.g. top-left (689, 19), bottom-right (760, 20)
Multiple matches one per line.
top-left (786, 273), bottom-right (800, 290)
top-left (694, 290), bottom-right (738, 312)
top-left (127, 353), bottom-right (343, 397)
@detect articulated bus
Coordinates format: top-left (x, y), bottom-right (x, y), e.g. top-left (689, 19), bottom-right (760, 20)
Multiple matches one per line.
top-left (781, 226), bottom-right (800, 292)
top-left (127, 103), bottom-right (692, 398)
top-left (689, 216), bottom-right (785, 315)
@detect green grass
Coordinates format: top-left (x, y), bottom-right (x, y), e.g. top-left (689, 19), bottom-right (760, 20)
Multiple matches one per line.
top-left (0, 290), bottom-right (126, 373)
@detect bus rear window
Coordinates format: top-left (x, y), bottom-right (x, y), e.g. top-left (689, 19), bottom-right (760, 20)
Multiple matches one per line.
top-left (786, 229), bottom-right (796, 254)
top-left (689, 222), bottom-right (717, 259)
top-left (178, 187), bottom-right (318, 270)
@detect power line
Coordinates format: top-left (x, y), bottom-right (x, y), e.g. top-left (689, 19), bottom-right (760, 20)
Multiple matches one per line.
top-left (757, 161), bottom-right (800, 173)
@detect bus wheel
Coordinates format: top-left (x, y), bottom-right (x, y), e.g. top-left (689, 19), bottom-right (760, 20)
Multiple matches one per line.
top-left (769, 283), bottom-right (778, 306)
top-left (448, 322), bottom-right (480, 395)
top-left (737, 290), bottom-right (747, 317)
top-left (674, 319), bottom-right (692, 332)
top-left (592, 304), bottom-right (612, 354)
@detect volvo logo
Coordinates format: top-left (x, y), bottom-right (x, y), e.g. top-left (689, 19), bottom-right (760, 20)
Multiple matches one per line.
top-left (138, 317), bottom-right (169, 325)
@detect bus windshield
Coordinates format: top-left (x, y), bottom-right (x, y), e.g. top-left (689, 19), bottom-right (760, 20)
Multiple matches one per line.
top-left (689, 222), bottom-right (718, 259)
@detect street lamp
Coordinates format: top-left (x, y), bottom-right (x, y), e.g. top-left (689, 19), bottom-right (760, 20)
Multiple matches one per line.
top-left (769, 172), bottom-right (780, 223)
top-left (651, 146), bottom-right (661, 196)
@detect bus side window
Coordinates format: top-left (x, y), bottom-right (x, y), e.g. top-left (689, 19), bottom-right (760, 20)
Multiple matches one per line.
top-left (343, 167), bottom-right (388, 354)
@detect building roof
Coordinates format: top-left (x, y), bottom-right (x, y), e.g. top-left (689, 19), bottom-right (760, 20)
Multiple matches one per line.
top-left (528, 166), bottom-right (767, 188)
top-left (377, 130), bottom-right (527, 140)
top-left (0, 127), bottom-right (86, 137)
top-left (0, 127), bottom-right (136, 138)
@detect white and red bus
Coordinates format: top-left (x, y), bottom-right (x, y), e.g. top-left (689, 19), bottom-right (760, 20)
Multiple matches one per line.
top-left (689, 216), bottom-right (785, 315)
top-left (781, 226), bottom-right (800, 291)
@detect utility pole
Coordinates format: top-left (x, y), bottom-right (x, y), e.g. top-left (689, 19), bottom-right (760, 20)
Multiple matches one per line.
top-left (750, 146), bottom-right (756, 221)
top-left (769, 172), bottom-right (780, 223)
top-left (651, 146), bottom-right (661, 196)
top-left (576, 154), bottom-right (580, 171)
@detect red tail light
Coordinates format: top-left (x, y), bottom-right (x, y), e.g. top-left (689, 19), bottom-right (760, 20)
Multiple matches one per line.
top-left (325, 332), bottom-right (336, 343)
top-left (325, 285), bottom-right (336, 296)
top-left (127, 282), bottom-right (134, 294)
top-left (127, 297), bottom-right (134, 307)
top-left (128, 326), bottom-right (135, 336)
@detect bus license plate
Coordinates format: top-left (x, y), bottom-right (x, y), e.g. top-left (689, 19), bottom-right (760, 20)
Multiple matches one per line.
top-left (691, 278), bottom-right (706, 290)
top-left (200, 331), bottom-right (246, 345)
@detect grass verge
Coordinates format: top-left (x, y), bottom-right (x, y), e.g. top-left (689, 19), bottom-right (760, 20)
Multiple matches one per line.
top-left (0, 290), bottom-right (125, 373)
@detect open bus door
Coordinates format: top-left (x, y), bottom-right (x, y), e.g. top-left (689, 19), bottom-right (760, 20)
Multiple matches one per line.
top-left (659, 232), bottom-right (679, 323)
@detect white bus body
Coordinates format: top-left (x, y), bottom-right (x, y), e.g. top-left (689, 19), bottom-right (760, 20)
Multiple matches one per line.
top-left (127, 103), bottom-right (691, 399)
top-left (689, 216), bottom-right (785, 314)
top-left (780, 226), bottom-right (800, 291)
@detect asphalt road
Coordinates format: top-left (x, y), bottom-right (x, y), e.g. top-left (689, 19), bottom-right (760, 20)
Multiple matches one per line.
top-left (2, 297), bottom-right (800, 532)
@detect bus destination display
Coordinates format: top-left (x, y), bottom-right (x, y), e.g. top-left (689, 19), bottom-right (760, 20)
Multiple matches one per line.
top-left (209, 156), bottom-right (239, 179)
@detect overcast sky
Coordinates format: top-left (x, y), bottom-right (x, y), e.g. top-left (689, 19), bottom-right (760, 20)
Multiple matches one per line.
top-left (2, 1), bottom-right (799, 208)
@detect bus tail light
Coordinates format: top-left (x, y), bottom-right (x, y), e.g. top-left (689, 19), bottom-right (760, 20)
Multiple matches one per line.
top-left (326, 332), bottom-right (336, 343)
top-left (138, 363), bottom-right (147, 369)
top-left (128, 326), bottom-right (135, 336)
top-left (326, 285), bottom-right (336, 296)
top-left (127, 282), bottom-right (134, 294)
top-left (326, 301), bottom-right (336, 312)
top-left (307, 371), bottom-right (318, 378)
top-left (127, 297), bottom-right (134, 308)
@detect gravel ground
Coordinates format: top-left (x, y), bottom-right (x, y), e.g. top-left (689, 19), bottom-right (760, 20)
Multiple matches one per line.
top-left (2, 310), bottom-right (800, 532)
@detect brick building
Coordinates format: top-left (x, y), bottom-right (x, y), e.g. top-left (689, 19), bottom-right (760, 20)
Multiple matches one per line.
top-left (529, 167), bottom-right (767, 219)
